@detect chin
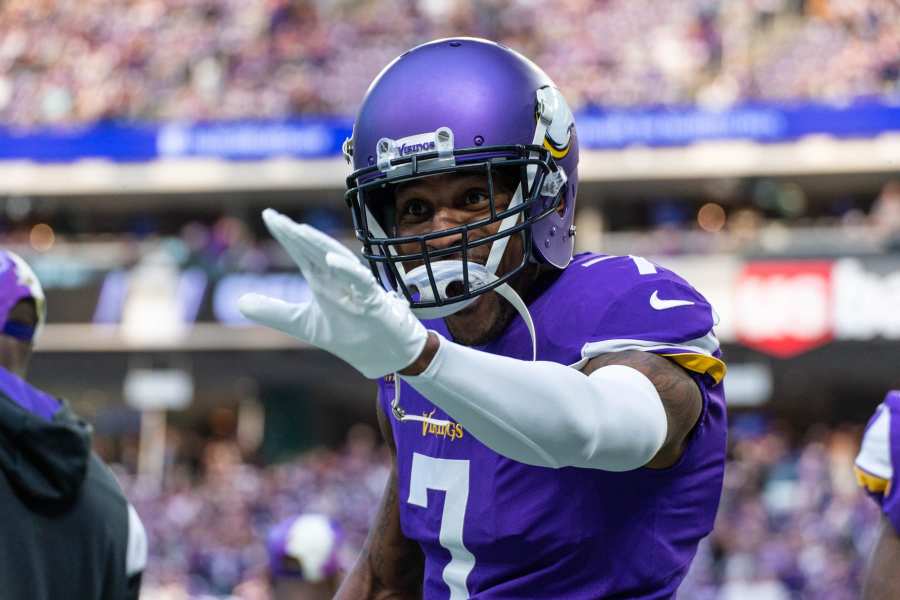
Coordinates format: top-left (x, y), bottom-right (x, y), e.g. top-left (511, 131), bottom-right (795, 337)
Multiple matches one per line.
top-left (444, 292), bottom-right (514, 346)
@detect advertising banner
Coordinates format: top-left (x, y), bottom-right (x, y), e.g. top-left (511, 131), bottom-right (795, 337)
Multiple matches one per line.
top-left (31, 253), bottom-right (900, 358)
top-left (3, 102), bottom-right (900, 162)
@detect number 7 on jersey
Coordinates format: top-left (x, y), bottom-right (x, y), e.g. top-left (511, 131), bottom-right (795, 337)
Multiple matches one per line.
top-left (408, 453), bottom-right (475, 599)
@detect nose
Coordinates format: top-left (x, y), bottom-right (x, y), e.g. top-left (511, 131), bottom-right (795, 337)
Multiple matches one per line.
top-left (426, 208), bottom-right (465, 252)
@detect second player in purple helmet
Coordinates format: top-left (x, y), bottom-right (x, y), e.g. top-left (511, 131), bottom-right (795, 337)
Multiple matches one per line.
top-left (266, 513), bottom-right (344, 600)
top-left (240, 38), bottom-right (727, 599)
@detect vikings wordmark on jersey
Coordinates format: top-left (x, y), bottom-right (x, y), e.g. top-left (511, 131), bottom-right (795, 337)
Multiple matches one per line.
top-left (419, 410), bottom-right (465, 442)
top-left (378, 253), bottom-right (727, 599)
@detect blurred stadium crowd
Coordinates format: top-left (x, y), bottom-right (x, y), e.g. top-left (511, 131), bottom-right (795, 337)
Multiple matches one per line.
top-left (683, 421), bottom-right (874, 600)
top-left (0, 0), bottom-right (899, 126)
top-left (118, 425), bottom-right (390, 598)
top-left (108, 420), bottom-right (876, 598)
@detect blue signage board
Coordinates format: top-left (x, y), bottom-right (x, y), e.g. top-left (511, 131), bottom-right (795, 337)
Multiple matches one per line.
top-left (0, 102), bottom-right (898, 162)
top-left (0, 118), bottom-right (353, 163)
top-left (576, 101), bottom-right (900, 149)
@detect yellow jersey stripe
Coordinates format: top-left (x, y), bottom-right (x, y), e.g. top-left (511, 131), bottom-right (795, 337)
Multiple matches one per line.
top-left (661, 353), bottom-right (727, 385)
top-left (855, 465), bottom-right (891, 495)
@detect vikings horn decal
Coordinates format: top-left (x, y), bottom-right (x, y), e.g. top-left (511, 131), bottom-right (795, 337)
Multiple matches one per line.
top-left (540, 87), bottom-right (575, 160)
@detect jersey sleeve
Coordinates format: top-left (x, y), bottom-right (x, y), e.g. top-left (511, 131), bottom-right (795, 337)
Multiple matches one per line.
top-left (574, 255), bottom-right (725, 386)
top-left (855, 391), bottom-right (900, 533)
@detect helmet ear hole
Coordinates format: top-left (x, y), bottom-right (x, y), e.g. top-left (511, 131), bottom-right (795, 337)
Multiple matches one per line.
top-left (557, 185), bottom-right (568, 216)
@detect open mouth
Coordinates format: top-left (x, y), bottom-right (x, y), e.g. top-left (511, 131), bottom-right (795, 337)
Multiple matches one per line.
top-left (445, 280), bottom-right (467, 298)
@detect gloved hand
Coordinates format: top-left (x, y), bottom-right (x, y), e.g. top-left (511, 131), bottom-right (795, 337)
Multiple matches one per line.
top-left (238, 209), bottom-right (428, 379)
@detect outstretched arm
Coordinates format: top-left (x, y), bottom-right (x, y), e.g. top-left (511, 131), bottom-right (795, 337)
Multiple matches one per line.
top-left (237, 213), bottom-right (701, 473)
top-left (335, 400), bottom-right (424, 600)
top-left (401, 333), bottom-right (702, 471)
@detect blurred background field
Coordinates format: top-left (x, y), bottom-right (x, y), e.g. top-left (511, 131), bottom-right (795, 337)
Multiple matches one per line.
top-left (2, 0), bottom-right (900, 598)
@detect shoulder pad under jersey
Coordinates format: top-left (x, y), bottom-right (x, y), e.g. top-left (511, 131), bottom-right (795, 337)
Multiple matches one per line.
top-left (564, 254), bottom-right (724, 385)
top-left (856, 391), bottom-right (900, 534)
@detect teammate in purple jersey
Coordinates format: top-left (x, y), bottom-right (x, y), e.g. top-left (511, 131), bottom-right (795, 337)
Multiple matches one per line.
top-left (239, 38), bottom-right (727, 599)
top-left (855, 391), bottom-right (900, 600)
top-left (0, 250), bottom-right (147, 600)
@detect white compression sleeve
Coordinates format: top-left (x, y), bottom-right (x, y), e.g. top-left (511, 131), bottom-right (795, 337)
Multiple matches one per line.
top-left (400, 333), bottom-right (668, 471)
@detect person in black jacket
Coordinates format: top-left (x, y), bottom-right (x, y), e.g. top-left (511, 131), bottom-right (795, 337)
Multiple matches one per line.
top-left (0, 250), bottom-right (147, 600)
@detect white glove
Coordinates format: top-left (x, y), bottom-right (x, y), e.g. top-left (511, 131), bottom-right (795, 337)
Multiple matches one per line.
top-left (238, 209), bottom-right (428, 379)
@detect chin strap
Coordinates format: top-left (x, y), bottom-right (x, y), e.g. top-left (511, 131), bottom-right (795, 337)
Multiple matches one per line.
top-left (391, 278), bottom-right (536, 424)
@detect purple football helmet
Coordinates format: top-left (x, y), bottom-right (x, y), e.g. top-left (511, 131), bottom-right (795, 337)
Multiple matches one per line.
top-left (0, 250), bottom-right (45, 342)
top-left (344, 37), bottom-right (578, 317)
top-left (266, 514), bottom-right (344, 581)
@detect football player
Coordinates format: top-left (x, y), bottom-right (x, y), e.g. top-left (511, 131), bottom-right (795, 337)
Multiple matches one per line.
top-left (855, 391), bottom-right (900, 600)
top-left (240, 38), bottom-right (727, 598)
top-left (0, 250), bottom-right (146, 599)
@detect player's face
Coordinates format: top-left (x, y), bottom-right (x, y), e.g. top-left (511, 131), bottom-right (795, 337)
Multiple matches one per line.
top-left (0, 300), bottom-right (36, 378)
top-left (393, 172), bottom-right (525, 345)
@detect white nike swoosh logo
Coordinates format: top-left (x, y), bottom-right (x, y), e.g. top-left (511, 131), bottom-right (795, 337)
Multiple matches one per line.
top-left (650, 290), bottom-right (695, 310)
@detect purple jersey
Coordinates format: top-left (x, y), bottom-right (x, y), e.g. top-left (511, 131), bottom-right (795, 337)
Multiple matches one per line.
top-left (0, 365), bottom-right (59, 421)
top-left (378, 253), bottom-right (727, 599)
top-left (855, 391), bottom-right (900, 532)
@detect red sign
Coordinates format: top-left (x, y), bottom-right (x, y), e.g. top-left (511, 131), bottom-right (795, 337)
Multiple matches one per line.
top-left (734, 261), bottom-right (834, 358)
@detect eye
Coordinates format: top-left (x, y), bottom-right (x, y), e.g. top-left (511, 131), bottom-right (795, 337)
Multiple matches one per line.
top-left (463, 189), bottom-right (489, 208)
top-left (399, 198), bottom-right (432, 222)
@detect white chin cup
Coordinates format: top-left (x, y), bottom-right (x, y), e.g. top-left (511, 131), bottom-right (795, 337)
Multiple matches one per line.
top-left (402, 260), bottom-right (496, 319)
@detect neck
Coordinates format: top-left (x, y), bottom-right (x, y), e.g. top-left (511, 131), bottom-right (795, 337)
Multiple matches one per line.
top-left (444, 262), bottom-right (560, 347)
top-left (521, 262), bottom-right (562, 304)
top-left (0, 342), bottom-right (29, 380)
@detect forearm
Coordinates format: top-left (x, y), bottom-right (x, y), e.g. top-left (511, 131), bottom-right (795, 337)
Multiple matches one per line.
top-left (335, 554), bottom-right (419, 600)
top-left (335, 465), bottom-right (422, 600)
top-left (401, 333), bottom-right (667, 471)
top-left (333, 553), bottom-right (382, 600)
top-left (864, 516), bottom-right (900, 600)
top-left (333, 554), bottom-right (371, 600)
